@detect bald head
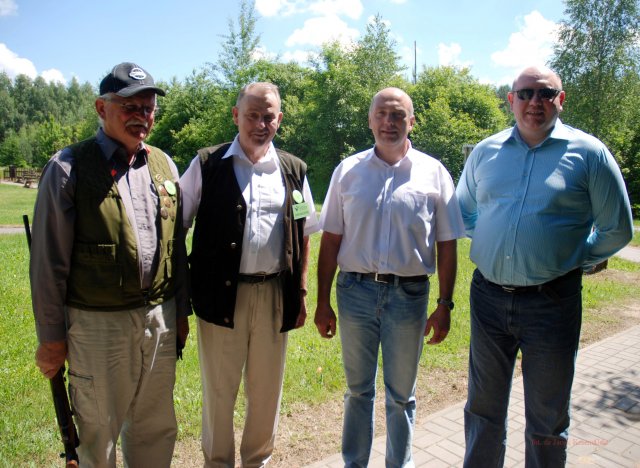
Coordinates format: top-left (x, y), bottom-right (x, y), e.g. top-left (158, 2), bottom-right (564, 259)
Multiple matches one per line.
top-left (369, 87), bottom-right (414, 117)
top-left (512, 66), bottom-right (562, 92)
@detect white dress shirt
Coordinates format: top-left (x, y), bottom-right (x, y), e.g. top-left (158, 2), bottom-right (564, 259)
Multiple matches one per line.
top-left (320, 144), bottom-right (465, 276)
top-left (181, 136), bottom-right (319, 274)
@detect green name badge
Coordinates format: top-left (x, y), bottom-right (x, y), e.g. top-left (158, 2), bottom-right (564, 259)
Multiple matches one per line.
top-left (293, 202), bottom-right (310, 220)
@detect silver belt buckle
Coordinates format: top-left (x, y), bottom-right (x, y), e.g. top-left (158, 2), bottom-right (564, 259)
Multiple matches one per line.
top-left (374, 273), bottom-right (388, 283)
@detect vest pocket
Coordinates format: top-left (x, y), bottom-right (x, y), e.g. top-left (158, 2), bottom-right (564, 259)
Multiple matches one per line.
top-left (68, 243), bottom-right (122, 306)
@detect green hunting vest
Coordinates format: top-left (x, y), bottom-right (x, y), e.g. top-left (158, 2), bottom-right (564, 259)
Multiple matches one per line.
top-left (65, 137), bottom-right (179, 311)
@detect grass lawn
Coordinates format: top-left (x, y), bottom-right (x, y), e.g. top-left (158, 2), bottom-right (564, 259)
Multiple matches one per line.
top-left (1, 182), bottom-right (639, 466)
top-left (0, 183), bottom-right (37, 225)
top-left (632, 219), bottom-right (640, 247)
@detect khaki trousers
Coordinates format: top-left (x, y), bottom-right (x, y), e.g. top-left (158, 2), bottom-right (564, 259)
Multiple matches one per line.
top-left (66, 299), bottom-right (177, 468)
top-left (198, 279), bottom-right (288, 468)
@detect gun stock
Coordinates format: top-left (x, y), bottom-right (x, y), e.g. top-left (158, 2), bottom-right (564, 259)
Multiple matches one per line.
top-left (24, 215), bottom-right (80, 466)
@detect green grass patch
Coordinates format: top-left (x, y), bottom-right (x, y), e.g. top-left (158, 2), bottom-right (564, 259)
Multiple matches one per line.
top-left (0, 184), bottom-right (37, 225)
top-left (631, 220), bottom-right (640, 247)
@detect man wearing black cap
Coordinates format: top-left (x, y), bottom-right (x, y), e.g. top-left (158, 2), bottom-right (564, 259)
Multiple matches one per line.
top-left (29, 62), bottom-right (190, 467)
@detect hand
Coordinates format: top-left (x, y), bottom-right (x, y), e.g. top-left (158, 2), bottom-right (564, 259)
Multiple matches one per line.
top-left (314, 303), bottom-right (337, 339)
top-left (35, 340), bottom-right (67, 379)
top-left (177, 316), bottom-right (190, 350)
top-left (295, 310), bottom-right (307, 329)
top-left (295, 297), bottom-right (307, 329)
top-left (425, 306), bottom-right (451, 345)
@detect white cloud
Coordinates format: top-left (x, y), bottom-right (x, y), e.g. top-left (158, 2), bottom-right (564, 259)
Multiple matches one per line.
top-left (0, 43), bottom-right (66, 84)
top-left (438, 42), bottom-right (473, 68)
top-left (281, 49), bottom-right (314, 64)
top-left (0, 0), bottom-right (17, 16)
top-left (308, 0), bottom-right (363, 20)
top-left (390, 0), bottom-right (408, 3)
top-left (255, 0), bottom-right (363, 19)
top-left (255, 0), bottom-right (301, 17)
top-left (0, 43), bottom-right (37, 79)
top-left (286, 14), bottom-right (359, 47)
top-left (491, 11), bottom-right (559, 75)
top-left (41, 68), bottom-right (67, 85)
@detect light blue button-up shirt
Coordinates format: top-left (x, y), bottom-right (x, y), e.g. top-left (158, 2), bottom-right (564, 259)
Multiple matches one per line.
top-left (456, 120), bottom-right (633, 286)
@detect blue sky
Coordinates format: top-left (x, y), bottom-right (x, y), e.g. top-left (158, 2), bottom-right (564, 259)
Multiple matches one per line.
top-left (0, 0), bottom-right (564, 89)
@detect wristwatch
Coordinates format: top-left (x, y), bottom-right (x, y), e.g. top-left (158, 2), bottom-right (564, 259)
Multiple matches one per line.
top-left (437, 298), bottom-right (454, 311)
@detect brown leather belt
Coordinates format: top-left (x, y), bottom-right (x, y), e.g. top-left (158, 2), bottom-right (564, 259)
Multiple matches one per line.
top-left (238, 271), bottom-right (283, 283)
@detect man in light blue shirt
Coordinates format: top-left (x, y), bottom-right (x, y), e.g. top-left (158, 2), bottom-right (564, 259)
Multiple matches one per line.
top-left (456, 65), bottom-right (633, 467)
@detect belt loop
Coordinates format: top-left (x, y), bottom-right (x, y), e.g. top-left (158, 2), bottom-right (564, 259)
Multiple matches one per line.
top-left (355, 272), bottom-right (362, 282)
top-left (393, 275), bottom-right (400, 286)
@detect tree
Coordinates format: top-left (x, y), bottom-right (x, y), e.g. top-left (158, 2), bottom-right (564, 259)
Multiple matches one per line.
top-left (0, 72), bottom-right (17, 139)
top-left (410, 66), bottom-right (508, 180)
top-left (550, 0), bottom-right (640, 213)
top-left (550, 0), bottom-right (640, 137)
top-left (210, 0), bottom-right (261, 90)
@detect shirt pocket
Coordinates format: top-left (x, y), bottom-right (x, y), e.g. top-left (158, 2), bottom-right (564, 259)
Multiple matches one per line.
top-left (402, 191), bottom-right (435, 224)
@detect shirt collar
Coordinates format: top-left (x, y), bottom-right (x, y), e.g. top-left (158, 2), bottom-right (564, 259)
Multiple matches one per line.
top-left (365, 140), bottom-right (415, 167)
top-left (224, 134), bottom-right (278, 170)
top-left (96, 127), bottom-right (148, 163)
top-left (510, 119), bottom-right (570, 147)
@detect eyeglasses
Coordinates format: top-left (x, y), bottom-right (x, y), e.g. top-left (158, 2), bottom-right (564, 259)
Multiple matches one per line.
top-left (107, 97), bottom-right (157, 116)
top-left (513, 88), bottom-right (561, 101)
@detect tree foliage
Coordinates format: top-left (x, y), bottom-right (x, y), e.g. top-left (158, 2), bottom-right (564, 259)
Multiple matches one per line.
top-left (550, 0), bottom-right (640, 213)
top-left (410, 67), bottom-right (508, 180)
top-left (0, 72), bottom-right (96, 167)
top-left (550, 0), bottom-right (640, 137)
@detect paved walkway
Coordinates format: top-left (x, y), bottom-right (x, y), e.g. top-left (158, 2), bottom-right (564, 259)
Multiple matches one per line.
top-left (306, 325), bottom-right (640, 467)
top-left (617, 245), bottom-right (640, 263)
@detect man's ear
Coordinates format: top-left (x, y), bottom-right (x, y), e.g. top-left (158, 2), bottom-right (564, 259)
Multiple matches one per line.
top-left (557, 90), bottom-right (566, 111)
top-left (232, 106), bottom-right (239, 126)
top-left (95, 98), bottom-right (106, 119)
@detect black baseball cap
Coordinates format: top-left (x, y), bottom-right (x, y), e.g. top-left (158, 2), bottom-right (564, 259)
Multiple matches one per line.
top-left (99, 62), bottom-right (166, 97)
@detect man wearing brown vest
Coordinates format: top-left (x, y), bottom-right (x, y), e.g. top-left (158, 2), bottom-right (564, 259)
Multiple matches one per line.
top-left (30, 62), bottom-right (190, 467)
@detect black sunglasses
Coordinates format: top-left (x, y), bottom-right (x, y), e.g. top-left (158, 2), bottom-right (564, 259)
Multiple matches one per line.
top-left (513, 88), bottom-right (561, 101)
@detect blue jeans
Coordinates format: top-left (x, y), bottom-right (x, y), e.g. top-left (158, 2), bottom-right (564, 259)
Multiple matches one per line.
top-left (464, 268), bottom-right (582, 468)
top-left (337, 271), bottom-right (429, 468)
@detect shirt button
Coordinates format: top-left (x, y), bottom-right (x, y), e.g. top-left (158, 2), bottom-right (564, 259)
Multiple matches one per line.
top-left (224, 317), bottom-right (230, 324)
top-left (236, 205), bottom-right (243, 211)
top-left (506, 256), bottom-right (511, 260)
top-left (230, 242), bottom-right (237, 249)
top-left (225, 280), bottom-right (232, 286)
